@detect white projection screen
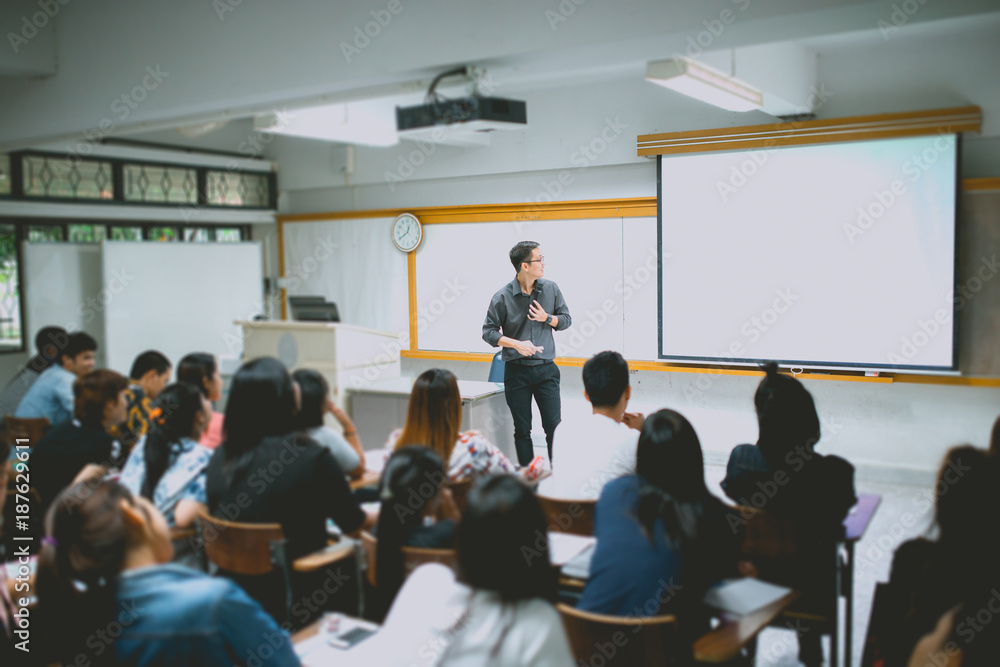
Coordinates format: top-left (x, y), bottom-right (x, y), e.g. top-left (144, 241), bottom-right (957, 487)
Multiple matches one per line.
top-left (657, 134), bottom-right (958, 372)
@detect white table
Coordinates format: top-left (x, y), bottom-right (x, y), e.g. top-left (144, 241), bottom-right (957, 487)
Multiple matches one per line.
top-left (346, 377), bottom-right (515, 462)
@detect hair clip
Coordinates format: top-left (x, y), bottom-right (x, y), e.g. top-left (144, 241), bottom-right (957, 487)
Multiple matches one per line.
top-left (42, 536), bottom-right (58, 548)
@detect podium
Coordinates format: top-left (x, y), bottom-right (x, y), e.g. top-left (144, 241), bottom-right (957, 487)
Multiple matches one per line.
top-left (236, 320), bottom-right (401, 409)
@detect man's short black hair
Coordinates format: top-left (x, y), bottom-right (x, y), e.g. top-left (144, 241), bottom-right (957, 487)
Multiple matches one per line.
top-left (35, 326), bottom-right (68, 361)
top-left (509, 241), bottom-right (539, 274)
top-left (582, 351), bottom-right (630, 408)
top-left (61, 332), bottom-right (98, 364)
top-left (129, 350), bottom-right (171, 380)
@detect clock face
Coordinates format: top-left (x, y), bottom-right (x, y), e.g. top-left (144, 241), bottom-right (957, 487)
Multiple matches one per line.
top-left (392, 213), bottom-right (422, 252)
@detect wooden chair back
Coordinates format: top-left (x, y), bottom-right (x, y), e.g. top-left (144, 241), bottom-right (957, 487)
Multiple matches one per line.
top-left (445, 478), bottom-right (473, 515)
top-left (197, 511), bottom-right (286, 576)
top-left (360, 530), bottom-right (457, 588)
top-left (557, 603), bottom-right (680, 666)
top-left (536, 494), bottom-right (596, 536)
top-left (4, 416), bottom-right (50, 447)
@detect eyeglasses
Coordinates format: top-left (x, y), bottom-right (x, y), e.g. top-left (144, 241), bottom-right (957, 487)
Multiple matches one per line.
top-left (525, 256), bottom-right (545, 263)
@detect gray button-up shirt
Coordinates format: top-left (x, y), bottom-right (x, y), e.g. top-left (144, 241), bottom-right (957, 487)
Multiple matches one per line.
top-left (482, 277), bottom-right (572, 364)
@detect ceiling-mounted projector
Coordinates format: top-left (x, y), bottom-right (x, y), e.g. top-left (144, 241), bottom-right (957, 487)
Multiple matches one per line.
top-left (395, 96), bottom-right (527, 148)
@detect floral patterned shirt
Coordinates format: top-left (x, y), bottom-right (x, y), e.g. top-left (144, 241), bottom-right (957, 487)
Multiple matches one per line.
top-left (120, 436), bottom-right (211, 526)
top-left (384, 429), bottom-right (514, 481)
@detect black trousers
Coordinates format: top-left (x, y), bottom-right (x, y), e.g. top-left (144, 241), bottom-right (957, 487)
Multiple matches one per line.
top-left (503, 361), bottom-right (561, 466)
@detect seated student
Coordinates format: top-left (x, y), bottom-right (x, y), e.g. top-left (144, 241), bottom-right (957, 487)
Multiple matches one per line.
top-left (29, 369), bottom-right (129, 520)
top-left (878, 446), bottom-right (999, 666)
top-left (721, 361), bottom-right (856, 666)
top-left (114, 350), bottom-right (172, 452)
top-left (0, 325), bottom-right (67, 428)
top-left (119, 383), bottom-right (212, 529)
top-left (990, 414), bottom-right (1000, 456)
top-left (291, 368), bottom-right (366, 479)
top-left (386, 368), bottom-right (514, 481)
top-left (34, 479), bottom-right (299, 666)
top-left (373, 446), bottom-right (459, 618)
top-left (15, 331), bottom-right (97, 427)
top-left (206, 357), bottom-right (370, 561)
top-left (176, 353), bottom-right (225, 449)
top-left (539, 351), bottom-right (644, 500)
top-left (362, 475), bottom-right (574, 666)
top-left (578, 410), bottom-right (742, 645)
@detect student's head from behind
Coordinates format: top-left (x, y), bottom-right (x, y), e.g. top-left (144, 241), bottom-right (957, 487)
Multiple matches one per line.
top-left (636, 409), bottom-right (709, 502)
top-left (223, 357), bottom-right (296, 452)
top-left (74, 369), bottom-right (129, 431)
top-left (582, 351), bottom-right (630, 411)
top-left (375, 446), bottom-right (449, 605)
top-left (38, 480), bottom-right (172, 660)
top-left (60, 332), bottom-right (98, 377)
top-left (291, 368), bottom-right (329, 431)
top-left (457, 475), bottom-right (557, 603)
top-left (141, 383), bottom-right (212, 500)
top-left (129, 350), bottom-right (172, 398)
top-left (934, 445), bottom-right (995, 548)
top-left (35, 326), bottom-right (69, 366)
top-left (397, 368), bottom-right (462, 464)
top-left (177, 352), bottom-right (222, 402)
top-left (990, 415), bottom-right (1000, 458)
top-left (754, 361), bottom-right (820, 463)
top-left (509, 240), bottom-right (543, 278)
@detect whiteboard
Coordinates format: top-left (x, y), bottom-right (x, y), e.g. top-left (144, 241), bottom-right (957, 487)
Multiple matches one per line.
top-left (23, 243), bottom-right (108, 368)
top-left (102, 242), bottom-right (263, 376)
top-left (415, 218), bottom-right (626, 358)
top-left (282, 217), bottom-right (409, 337)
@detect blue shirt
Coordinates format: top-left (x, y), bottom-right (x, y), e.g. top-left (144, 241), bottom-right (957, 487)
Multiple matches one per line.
top-left (578, 476), bottom-right (738, 622)
top-left (14, 364), bottom-right (75, 426)
top-left (112, 564), bottom-right (300, 666)
top-left (119, 437), bottom-right (211, 526)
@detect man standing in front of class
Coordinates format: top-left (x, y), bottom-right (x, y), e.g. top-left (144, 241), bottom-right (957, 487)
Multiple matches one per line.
top-left (483, 241), bottom-right (572, 466)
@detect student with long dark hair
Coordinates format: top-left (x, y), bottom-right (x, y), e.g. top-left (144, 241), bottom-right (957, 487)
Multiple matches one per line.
top-left (205, 357), bottom-right (369, 561)
top-left (373, 446), bottom-right (458, 617)
top-left (386, 368), bottom-right (513, 481)
top-left (119, 383), bottom-right (212, 528)
top-left (291, 368), bottom-right (366, 479)
top-left (578, 409), bottom-right (741, 646)
top-left (176, 352), bottom-right (225, 449)
top-left (721, 361), bottom-right (856, 666)
top-left (34, 479), bottom-right (298, 666)
top-left (366, 475), bottom-right (574, 666)
top-left (30, 369), bottom-right (130, 520)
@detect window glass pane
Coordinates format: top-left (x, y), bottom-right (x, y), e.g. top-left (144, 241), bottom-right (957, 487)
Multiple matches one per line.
top-left (123, 163), bottom-right (198, 204)
top-left (0, 225), bottom-right (22, 350)
top-left (0, 154), bottom-right (10, 196)
top-left (183, 227), bottom-right (209, 242)
top-left (27, 225), bottom-right (64, 242)
top-left (206, 170), bottom-right (270, 207)
top-left (22, 154), bottom-right (113, 200)
top-left (149, 227), bottom-right (178, 242)
top-left (68, 224), bottom-right (107, 243)
top-left (111, 227), bottom-right (143, 241)
top-left (215, 228), bottom-right (242, 242)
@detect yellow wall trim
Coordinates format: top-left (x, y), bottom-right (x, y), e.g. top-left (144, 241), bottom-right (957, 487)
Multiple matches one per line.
top-left (637, 106), bottom-right (982, 157)
top-left (962, 177), bottom-right (1000, 192)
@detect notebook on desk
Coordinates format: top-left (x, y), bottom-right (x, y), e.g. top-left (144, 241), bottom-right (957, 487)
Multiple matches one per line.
top-left (702, 578), bottom-right (792, 616)
top-left (548, 533), bottom-right (596, 567)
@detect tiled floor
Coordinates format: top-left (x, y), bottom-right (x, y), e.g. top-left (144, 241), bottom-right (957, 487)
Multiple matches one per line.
top-left (534, 437), bottom-right (937, 667)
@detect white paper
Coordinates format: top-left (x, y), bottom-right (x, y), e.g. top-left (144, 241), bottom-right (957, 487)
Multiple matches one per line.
top-left (702, 578), bottom-right (792, 616)
top-left (548, 533), bottom-right (596, 566)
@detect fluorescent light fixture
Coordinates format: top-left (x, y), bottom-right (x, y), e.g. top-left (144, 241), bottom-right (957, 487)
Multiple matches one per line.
top-left (646, 58), bottom-right (763, 112)
top-left (255, 101), bottom-right (399, 147)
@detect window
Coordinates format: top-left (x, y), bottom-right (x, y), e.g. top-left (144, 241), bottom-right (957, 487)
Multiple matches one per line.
top-left (206, 170), bottom-right (270, 207)
top-left (0, 154), bottom-right (10, 197)
top-left (123, 163), bottom-right (198, 204)
top-left (214, 228), bottom-right (243, 242)
top-left (149, 227), bottom-right (178, 242)
top-left (110, 226), bottom-right (143, 241)
top-left (22, 154), bottom-right (113, 200)
top-left (27, 225), bottom-right (64, 242)
top-left (68, 224), bottom-right (107, 243)
top-left (0, 225), bottom-right (22, 351)
top-left (183, 227), bottom-right (210, 242)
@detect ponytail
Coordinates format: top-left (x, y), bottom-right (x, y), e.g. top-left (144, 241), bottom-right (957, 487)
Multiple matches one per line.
top-left (36, 481), bottom-right (135, 665)
top-left (141, 383), bottom-right (204, 500)
top-left (374, 446), bottom-right (447, 617)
